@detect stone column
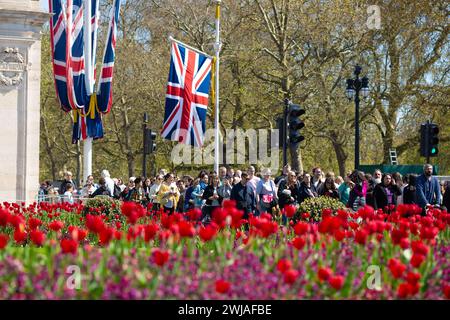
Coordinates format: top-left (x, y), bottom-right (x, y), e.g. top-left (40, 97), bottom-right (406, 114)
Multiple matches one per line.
top-left (0, 0), bottom-right (49, 203)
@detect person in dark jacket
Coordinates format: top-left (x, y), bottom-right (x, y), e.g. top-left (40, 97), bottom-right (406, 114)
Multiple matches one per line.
top-left (403, 174), bottom-right (418, 205)
top-left (278, 171), bottom-right (301, 208)
top-left (90, 178), bottom-right (111, 198)
top-left (298, 173), bottom-right (315, 204)
top-left (373, 173), bottom-right (402, 212)
top-left (443, 182), bottom-right (450, 211)
top-left (230, 173), bottom-right (255, 219)
top-left (201, 174), bottom-right (223, 223)
top-left (416, 164), bottom-right (441, 213)
top-left (347, 170), bottom-right (368, 211)
top-left (319, 177), bottom-right (340, 199)
top-left (59, 171), bottom-right (77, 195)
top-left (278, 171), bottom-right (301, 224)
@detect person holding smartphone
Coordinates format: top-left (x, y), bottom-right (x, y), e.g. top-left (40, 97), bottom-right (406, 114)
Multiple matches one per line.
top-left (157, 173), bottom-right (180, 215)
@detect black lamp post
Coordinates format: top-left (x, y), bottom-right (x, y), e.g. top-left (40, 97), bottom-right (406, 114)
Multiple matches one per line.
top-left (346, 65), bottom-right (369, 170)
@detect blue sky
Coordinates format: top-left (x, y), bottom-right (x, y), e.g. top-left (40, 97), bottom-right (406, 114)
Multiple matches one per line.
top-left (39, 0), bottom-right (48, 11)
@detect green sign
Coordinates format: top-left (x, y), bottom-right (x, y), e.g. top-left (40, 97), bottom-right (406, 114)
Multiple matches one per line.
top-left (358, 165), bottom-right (439, 176)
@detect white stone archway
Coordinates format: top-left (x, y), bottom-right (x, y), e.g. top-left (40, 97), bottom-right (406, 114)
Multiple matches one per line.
top-left (0, 0), bottom-right (49, 203)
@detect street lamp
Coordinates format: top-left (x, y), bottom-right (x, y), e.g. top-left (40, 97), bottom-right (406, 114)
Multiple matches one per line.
top-left (345, 65), bottom-right (369, 170)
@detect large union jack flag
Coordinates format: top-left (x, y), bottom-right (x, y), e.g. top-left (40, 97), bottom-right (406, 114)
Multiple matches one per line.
top-left (49, 0), bottom-right (121, 143)
top-left (161, 42), bottom-right (212, 147)
top-left (49, 0), bottom-right (71, 112)
top-left (66, 0), bottom-right (88, 109)
top-left (97, 0), bottom-right (121, 114)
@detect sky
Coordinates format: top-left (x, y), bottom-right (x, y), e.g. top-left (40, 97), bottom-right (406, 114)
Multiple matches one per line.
top-left (39, 0), bottom-right (48, 11)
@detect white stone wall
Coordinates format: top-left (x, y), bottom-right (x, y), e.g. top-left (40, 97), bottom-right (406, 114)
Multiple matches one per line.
top-left (0, 0), bottom-right (48, 203)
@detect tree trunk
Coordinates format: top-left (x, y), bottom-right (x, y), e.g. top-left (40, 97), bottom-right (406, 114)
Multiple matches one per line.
top-left (332, 140), bottom-right (348, 177)
top-left (383, 123), bottom-right (395, 164)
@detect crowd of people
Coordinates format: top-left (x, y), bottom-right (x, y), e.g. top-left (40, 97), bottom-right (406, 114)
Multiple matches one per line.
top-left (38, 164), bottom-right (450, 223)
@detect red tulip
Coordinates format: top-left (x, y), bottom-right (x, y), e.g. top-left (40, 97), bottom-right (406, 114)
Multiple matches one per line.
top-left (334, 229), bottom-right (345, 242)
top-left (443, 285), bottom-right (450, 299)
top-left (301, 212), bottom-right (310, 220)
top-left (292, 237), bottom-right (306, 250)
top-left (276, 259), bottom-right (292, 273)
top-left (186, 208), bottom-right (202, 221)
top-left (411, 240), bottom-right (429, 256)
top-left (28, 217), bottom-right (43, 230)
top-left (99, 227), bottom-right (114, 246)
top-left (410, 254), bottom-right (425, 268)
top-left (284, 269), bottom-right (299, 284)
top-left (406, 272), bottom-right (421, 285)
top-left (215, 279), bottom-right (231, 294)
top-left (397, 282), bottom-right (412, 299)
top-left (284, 205), bottom-right (296, 218)
top-left (60, 238), bottom-right (78, 255)
top-left (400, 238), bottom-right (410, 249)
top-left (30, 230), bottom-right (45, 246)
top-left (199, 224), bottom-right (217, 242)
top-left (294, 222), bottom-right (309, 236)
top-left (328, 275), bottom-right (344, 290)
top-left (114, 230), bottom-right (122, 240)
top-left (212, 208), bottom-right (228, 226)
top-left (354, 229), bottom-right (368, 245)
top-left (318, 267), bottom-right (333, 282)
top-left (85, 214), bottom-right (105, 234)
top-left (0, 209), bottom-right (11, 227)
top-left (144, 223), bottom-right (159, 242)
top-left (13, 229), bottom-right (27, 244)
top-left (49, 220), bottom-right (64, 232)
top-left (0, 234), bottom-right (8, 249)
top-left (388, 259), bottom-right (406, 279)
top-left (178, 220), bottom-right (196, 238)
top-left (153, 249), bottom-right (169, 267)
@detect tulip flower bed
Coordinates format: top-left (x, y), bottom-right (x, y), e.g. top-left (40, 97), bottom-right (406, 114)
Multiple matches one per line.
top-left (0, 200), bottom-right (449, 300)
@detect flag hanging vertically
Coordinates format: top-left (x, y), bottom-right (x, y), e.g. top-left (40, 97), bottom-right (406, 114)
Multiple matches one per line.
top-left (161, 40), bottom-right (213, 147)
top-left (66, 0), bottom-right (88, 110)
top-left (97, 0), bottom-right (121, 114)
top-left (49, 0), bottom-right (71, 112)
top-left (49, 0), bottom-right (122, 144)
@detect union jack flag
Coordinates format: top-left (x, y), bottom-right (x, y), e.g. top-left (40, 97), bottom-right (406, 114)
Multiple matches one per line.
top-left (66, 0), bottom-right (88, 109)
top-left (97, 0), bottom-right (121, 114)
top-left (161, 41), bottom-right (212, 147)
top-left (49, 0), bottom-right (121, 143)
top-left (49, 0), bottom-right (71, 111)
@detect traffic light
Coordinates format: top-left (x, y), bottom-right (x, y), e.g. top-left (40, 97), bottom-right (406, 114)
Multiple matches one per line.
top-left (428, 124), bottom-right (439, 156)
top-left (144, 128), bottom-right (157, 154)
top-left (420, 123), bottom-right (439, 157)
top-left (288, 103), bottom-right (305, 145)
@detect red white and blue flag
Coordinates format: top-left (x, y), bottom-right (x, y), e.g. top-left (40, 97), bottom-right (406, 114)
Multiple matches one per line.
top-left (66, 0), bottom-right (88, 109)
top-left (49, 0), bottom-right (71, 112)
top-left (97, 0), bottom-right (121, 114)
top-left (161, 41), bottom-right (212, 147)
top-left (49, 0), bottom-right (121, 143)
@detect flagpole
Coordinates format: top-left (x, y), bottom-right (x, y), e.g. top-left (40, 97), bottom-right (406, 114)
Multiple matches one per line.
top-left (214, 0), bottom-right (221, 174)
top-left (169, 36), bottom-right (213, 59)
top-left (83, 0), bottom-right (93, 183)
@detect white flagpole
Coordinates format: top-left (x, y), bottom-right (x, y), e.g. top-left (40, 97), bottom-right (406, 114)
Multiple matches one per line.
top-left (214, 0), bottom-right (221, 174)
top-left (169, 36), bottom-right (213, 59)
top-left (83, 0), bottom-right (93, 183)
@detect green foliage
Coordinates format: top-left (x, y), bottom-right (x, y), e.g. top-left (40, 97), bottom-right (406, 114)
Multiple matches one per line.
top-left (82, 197), bottom-right (122, 216)
top-left (298, 196), bottom-right (346, 222)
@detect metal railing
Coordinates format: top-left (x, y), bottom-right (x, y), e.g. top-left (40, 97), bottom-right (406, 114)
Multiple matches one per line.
top-left (35, 193), bottom-right (92, 204)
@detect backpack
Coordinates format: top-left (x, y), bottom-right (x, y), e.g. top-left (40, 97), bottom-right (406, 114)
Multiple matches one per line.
top-left (113, 184), bottom-right (121, 199)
